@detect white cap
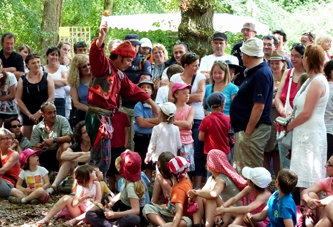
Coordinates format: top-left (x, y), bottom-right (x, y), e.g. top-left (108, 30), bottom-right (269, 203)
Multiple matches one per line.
top-left (242, 167), bottom-right (271, 188)
top-left (140, 38), bottom-right (152, 49)
top-left (240, 38), bottom-right (264, 57)
top-left (161, 102), bottom-right (176, 120)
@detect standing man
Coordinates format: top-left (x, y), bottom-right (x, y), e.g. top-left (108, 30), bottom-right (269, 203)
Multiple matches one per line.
top-left (73, 41), bottom-right (88, 55)
top-left (230, 38), bottom-right (273, 174)
top-left (161, 42), bottom-right (189, 79)
top-left (231, 23), bottom-right (257, 67)
top-left (263, 34), bottom-right (278, 62)
top-left (0, 32), bottom-right (24, 80)
top-left (87, 21), bottom-right (158, 176)
top-left (231, 23), bottom-right (257, 86)
top-left (199, 32), bottom-right (239, 81)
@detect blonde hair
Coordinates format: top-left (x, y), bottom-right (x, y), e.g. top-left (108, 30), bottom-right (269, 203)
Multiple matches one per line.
top-left (134, 180), bottom-right (145, 199)
top-left (116, 153), bottom-right (145, 199)
top-left (152, 43), bottom-right (168, 62)
top-left (315, 34), bottom-right (332, 45)
top-left (210, 61), bottom-right (231, 86)
top-left (108, 39), bottom-right (122, 53)
top-left (68, 54), bottom-right (90, 88)
top-left (0, 128), bottom-right (14, 140)
top-left (160, 110), bottom-right (174, 123)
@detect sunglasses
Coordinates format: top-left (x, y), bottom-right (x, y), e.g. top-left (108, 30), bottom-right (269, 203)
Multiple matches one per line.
top-left (327, 161), bottom-right (333, 167)
top-left (81, 63), bottom-right (90, 69)
top-left (47, 47), bottom-right (58, 51)
top-left (76, 41), bottom-right (86, 45)
top-left (189, 53), bottom-right (196, 58)
top-left (41, 101), bottom-right (55, 108)
top-left (10, 124), bottom-right (22, 128)
top-left (214, 60), bottom-right (228, 66)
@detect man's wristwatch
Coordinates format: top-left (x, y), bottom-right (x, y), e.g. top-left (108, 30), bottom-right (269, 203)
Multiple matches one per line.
top-left (53, 137), bottom-right (57, 143)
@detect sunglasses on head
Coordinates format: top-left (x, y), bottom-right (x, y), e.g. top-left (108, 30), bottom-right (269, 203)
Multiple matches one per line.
top-left (41, 101), bottom-right (55, 108)
top-left (303, 32), bottom-right (314, 40)
top-left (48, 47), bottom-right (58, 51)
top-left (76, 41), bottom-right (86, 45)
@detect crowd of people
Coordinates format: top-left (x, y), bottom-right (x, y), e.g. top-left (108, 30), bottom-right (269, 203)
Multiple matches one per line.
top-left (0, 20), bottom-right (332, 227)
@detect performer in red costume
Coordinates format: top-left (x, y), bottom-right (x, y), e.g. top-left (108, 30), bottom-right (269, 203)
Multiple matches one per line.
top-left (86, 21), bottom-right (158, 177)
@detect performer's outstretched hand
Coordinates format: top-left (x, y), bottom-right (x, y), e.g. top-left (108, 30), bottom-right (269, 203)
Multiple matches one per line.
top-left (97, 21), bottom-right (109, 48)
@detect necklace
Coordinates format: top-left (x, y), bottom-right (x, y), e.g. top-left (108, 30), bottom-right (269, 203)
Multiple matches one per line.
top-left (28, 71), bottom-right (40, 79)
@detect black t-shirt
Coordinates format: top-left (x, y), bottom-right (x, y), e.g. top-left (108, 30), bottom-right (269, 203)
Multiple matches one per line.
top-left (70, 143), bottom-right (89, 165)
top-left (230, 61), bottom-right (274, 132)
top-left (0, 50), bottom-right (24, 73)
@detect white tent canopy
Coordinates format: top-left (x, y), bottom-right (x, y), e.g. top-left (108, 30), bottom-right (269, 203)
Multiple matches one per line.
top-left (102, 13), bottom-right (270, 35)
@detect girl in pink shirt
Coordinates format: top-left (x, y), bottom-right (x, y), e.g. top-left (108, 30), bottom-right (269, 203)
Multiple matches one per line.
top-left (172, 82), bottom-right (195, 171)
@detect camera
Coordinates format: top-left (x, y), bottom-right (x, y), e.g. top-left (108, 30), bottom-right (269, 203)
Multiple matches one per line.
top-left (275, 116), bottom-right (289, 126)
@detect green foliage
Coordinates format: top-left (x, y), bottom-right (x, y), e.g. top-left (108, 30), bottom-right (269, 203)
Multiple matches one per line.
top-left (0, 0), bottom-right (43, 53)
top-left (273, 0), bottom-right (330, 12)
top-left (113, 0), bottom-right (179, 15)
top-left (106, 28), bottom-right (178, 58)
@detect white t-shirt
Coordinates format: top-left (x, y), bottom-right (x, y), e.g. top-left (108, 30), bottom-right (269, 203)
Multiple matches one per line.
top-left (155, 85), bottom-right (169, 107)
top-left (0, 72), bottom-right (18, 115)
top-left (199, 54), bottom-right (239, 73)
top-left (170, 72), bottom-right (205, 120)
top-left (19, 166), bottom-right (49, 189)
top-left (146, 122), bottom-right (182, 163)
top-left (44, 65), bottom-right (68, 99)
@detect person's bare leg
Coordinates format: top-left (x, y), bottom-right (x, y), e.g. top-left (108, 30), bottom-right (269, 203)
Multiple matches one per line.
top-left (22, 125), bottom-right (33, 140)
top-left (24, 187), bottom-right (47, 202)
top-left (205, 198), bottom-right (221, 227)
top-left (10, 188), bottom-right (26, 198)
top-left (162, 220), bottom-right (187, 227)
top-left (146, 213), bottom-right (166, 226)
top-left (263, 152), bottom-right (271, 172)
top-left (38, 195), bottom-right (81, 224)
top-left (51, 161), bottom-right (73, 188)
top-left (194, 176), bottom-right (202, 189)
top-left (193, 196), bottom-right (205, 225)
top-left (151, 175), bottom-right (163, 203)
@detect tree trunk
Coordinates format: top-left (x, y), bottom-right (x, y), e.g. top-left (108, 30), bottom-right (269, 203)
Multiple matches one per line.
top-left (178, 0), bottom-right (215, 58)
top-left (40, 0), bottom-right (63, 63)
top-left (104, 0), bottom-right (115, 15)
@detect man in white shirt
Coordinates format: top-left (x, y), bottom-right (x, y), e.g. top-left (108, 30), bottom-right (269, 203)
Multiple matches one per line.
top-left (199, 32), bottom-right (239, 80)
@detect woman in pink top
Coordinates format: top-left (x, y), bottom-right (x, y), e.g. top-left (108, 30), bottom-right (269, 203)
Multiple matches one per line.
top-left (301, 155), bottom-right (333, 226)
top-left (275, 43), bottom-right (306, 169)
top-left (172, 82), bottom-right (195, 172)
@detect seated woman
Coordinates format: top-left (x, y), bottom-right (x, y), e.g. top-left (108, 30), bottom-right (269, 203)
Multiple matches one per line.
top-left (301, 155), bottom-right (333, 226)
top-left (214, 167), bottom-right (272, 227)
top-left (4, 117), bottom-right (31, 153)
top-left (151, 152), bottom-right (175, 204)
top-left (47, 121), bottom-right (91, 195)
top-left (189, 149), bottom-right (247, 227)
top-left (0, 128), bottom-right (20, 199)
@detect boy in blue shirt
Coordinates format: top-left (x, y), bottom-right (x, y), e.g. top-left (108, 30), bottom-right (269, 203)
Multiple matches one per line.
top-left (134, 79), bottom-right (160, 180)
top-left (244, 169), bottom-right (298, 227)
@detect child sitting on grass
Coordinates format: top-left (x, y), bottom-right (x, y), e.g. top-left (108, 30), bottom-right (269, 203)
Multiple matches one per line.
top-left (9, 148), bottom-right (50, 204)
top-left (214, 167), bottom-right (272, 227)
top-left (244, 168), bottom-right (298, 227)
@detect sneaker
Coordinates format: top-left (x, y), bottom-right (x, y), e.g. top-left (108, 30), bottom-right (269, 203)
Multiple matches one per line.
top-left (30, 199), bottom-right (40, 205)
top-left (8, 196), bottom-right (22, 204)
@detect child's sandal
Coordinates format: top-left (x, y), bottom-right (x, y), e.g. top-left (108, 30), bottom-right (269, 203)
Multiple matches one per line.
top-left (8, 196), bottom-right (22, 204)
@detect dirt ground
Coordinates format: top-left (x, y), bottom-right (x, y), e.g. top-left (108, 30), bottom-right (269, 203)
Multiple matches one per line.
top-left (0, 194), bottom-right (90, 227)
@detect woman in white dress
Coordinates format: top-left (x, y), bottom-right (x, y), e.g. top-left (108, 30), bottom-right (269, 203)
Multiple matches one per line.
top-left (281, 45), bottom-right (329, 190)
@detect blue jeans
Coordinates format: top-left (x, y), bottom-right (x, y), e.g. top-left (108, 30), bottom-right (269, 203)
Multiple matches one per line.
top-left (192, 119), bottom-right (205, 177)
top-left (277, 131), bottom-right (290, 169)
